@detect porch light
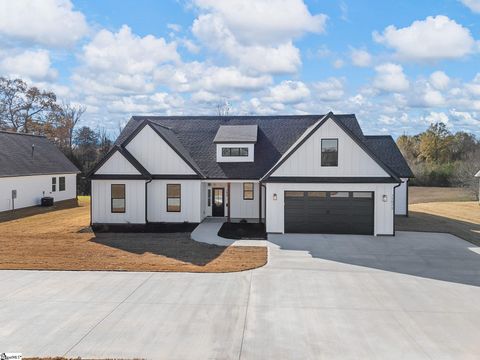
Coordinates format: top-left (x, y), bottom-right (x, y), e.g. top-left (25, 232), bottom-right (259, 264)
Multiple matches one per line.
top-left (273, 193), bottom-right (277, 200)
top-left (382, 194), bottom-right (388, 202)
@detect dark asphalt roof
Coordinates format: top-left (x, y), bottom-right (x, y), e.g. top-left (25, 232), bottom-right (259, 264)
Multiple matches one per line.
top-left (115, 114), bottom-right (411, 179)
top-left (0, 131), bottom-right (79, 177)
top-left (364, 135), bottom-right (413, 178)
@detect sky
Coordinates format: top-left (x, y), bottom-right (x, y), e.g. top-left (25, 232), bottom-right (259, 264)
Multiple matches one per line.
top-left (1, 0), bottom-right (480, 138)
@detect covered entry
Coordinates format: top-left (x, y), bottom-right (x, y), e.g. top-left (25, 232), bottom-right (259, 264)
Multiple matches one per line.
top-left (284, 191), bottom-right (374, 235)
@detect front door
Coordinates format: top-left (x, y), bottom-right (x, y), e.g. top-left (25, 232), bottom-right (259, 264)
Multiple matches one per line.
top-left (212, 188), bottom-right (225, 217)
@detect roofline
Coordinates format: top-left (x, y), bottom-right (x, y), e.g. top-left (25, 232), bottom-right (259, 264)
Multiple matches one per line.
top-left (263, 176), bottom-right (400, 184)
top-left (121, 119), bottom-right (205, 178)
top-left (213, 140), bottom-right (257, 144)
top-left (261, 112), bottom-right (401, 182)
top-left (0, 130), bottom-right (46, 138)
top-left (0, 171), bottom-right (80, 178)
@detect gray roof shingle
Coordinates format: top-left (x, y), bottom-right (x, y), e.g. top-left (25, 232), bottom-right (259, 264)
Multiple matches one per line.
top-left (364, 135), bottom-right (413, 178)
top-left (0, 131), bottom-right (79, 177)
top-left (213, 125), bottom-right (258, 143)
top-left (114, 114), bottom-right (411, 180)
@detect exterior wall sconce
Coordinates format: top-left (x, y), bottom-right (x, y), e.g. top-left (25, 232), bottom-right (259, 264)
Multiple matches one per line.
top-left (382, 194), bottom-right (388, 202)
top-left (273, 193), bottom-right (277, 200)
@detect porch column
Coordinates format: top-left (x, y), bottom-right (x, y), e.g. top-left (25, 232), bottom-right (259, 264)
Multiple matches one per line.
top-left (227, 182), bottom-right (231, 222)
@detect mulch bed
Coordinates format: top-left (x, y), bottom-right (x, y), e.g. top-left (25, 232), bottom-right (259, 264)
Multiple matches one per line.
top-left (218, 222), bottom-right (267, 240)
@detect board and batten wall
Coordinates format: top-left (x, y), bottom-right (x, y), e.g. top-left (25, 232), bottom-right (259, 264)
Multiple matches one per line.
top-left (394, 178), bottom-right (408, 216)
top-left (265, 182), bottom-right (396, 235)
top-left (272, 118), bottom-right (390, 177)
top-left (91, 179), bottom-right (146, 224)
top-left (0, 173), bottom-right (76, 212)
top-left (95, 151), bottom-right (140, 175)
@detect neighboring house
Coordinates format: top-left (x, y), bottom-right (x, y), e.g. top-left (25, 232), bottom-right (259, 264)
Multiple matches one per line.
top-left (0, 131), bottom-right (79, 212)
top-left (476, 170), bottom-right (480, 202)
top-left (89, 113), bottom-right (413, 236)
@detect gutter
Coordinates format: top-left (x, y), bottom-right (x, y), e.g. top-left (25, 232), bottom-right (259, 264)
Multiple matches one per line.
top-left (145, 177), bottom-right (153, 224)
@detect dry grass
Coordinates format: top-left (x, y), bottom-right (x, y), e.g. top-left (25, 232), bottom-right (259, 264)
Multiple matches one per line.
top-left (409, 186), bottom-right (476, 204)
top-left (0, 197), bottom-right (267, 272)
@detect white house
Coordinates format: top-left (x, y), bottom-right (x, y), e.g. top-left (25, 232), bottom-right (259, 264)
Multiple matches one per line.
top-left (0, 131), bottom-right (79, 212)
top-left (89, 113), bottom-right (413, 236)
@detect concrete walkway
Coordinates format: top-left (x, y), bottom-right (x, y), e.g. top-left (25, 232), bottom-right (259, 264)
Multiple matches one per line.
top-left (1, 231), bottom-right (480, 359)
top-left (191, 217), bottom-right (269, 247)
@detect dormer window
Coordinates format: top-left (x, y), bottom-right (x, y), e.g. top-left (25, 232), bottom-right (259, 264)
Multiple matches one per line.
top-left (222, 147), bottom-right (248, 157)
top-left (214, 125), bottom-right (257, 163)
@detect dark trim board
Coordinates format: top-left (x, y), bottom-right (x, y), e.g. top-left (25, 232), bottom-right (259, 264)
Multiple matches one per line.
top-left (92, 222), bottom-right (199, 233)
top-left (90, 174), bottom-right (149, 180)
top-left (265, 176), bottom-right (399, 183)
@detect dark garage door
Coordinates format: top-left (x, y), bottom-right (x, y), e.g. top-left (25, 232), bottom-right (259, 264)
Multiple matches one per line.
top-left (284, 191), bottom-right (374, 235)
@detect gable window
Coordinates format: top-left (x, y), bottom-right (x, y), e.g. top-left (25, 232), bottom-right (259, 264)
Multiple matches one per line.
top-left (167, 184), bottom-right (181, 212)
top-left (111, 184), bottom-right (126, 213)
top-left (243, 183), bottom-right (254, 200)
top-left (51, 177), bottom-right (56, 192)
top-left (222, 147), bottom-right (248, 157)
top-left (59, 176), bottom-right (66, 191)
top-left (321, 139), bottom-right (338, 167)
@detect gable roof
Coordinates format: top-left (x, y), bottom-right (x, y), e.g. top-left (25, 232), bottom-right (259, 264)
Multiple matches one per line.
top-left (89, 145), bottom-right (151, 179)
top-left (0, 131), bottom-right (79, 178)
top-left (364, 136), bottom-right (414, 178)
top-left (213, 125), bottom-right (258, 143)
top-left (110, 114), bottom-right (409, 180)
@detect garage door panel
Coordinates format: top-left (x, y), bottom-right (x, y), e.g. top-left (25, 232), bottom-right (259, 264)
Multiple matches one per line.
top-left (284, 190), bottom-right (374, 235)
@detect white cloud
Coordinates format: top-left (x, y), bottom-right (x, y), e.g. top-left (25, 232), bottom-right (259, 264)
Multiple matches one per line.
top-left (332, 59), bottom-right (344, 69)
top-left (264, 80), bottom-right (310, 104)
top-left (313, 78), bottom-right (345, 101)
top-left (422, 88), bottom-right (445, 107)
top-left (449, 109), bottom-right (480, 126)
top-left (429, 71), bottom-right (450, 90)
top-left (0, 0), bottom-right (88, 47)
top-left (461, 0), bottom-right (480, 13)
top-left (167, 23), bottom-right (182, 32)
top-left (373, 63), bottom-right (410, 92)
top-left (423, 111), bottom-right (450, 125)
top-left (192, 0), bottom-right (327, 45)
top-left (465, 73), bottom-right (480, 96)
top-left (107, 93), bottom-right (184, 114)
top-left (373, 15), bottom-right (477, 61)
top-left (0, 49), bottom-right (57, 81)
top-left (350, 48), bottom-right (372, 67)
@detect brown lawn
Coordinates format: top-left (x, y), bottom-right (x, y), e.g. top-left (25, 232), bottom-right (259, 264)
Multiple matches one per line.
top-left (0, 197), bottom-right (267, 272)
top-left (397, 186), bottom-right (480, 246)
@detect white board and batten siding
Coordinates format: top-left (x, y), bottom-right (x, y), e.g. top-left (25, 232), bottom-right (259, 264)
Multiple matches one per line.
top-left (0, 173), bottom-right (76, 212)
top-left (394, 178), bottom-right (409, 215)
top-left (125, 125), bottom-right (196, 175)
top-left (95, 151), bottom-right (140, 175)
top-left (147, 180), bottom-right (202, 223)
top-left (272, 118), bottom-right (390, 178)
top-left (91, 180), bottom-right (146, 224)
top-left (266, 117), bottom-right (396, 235)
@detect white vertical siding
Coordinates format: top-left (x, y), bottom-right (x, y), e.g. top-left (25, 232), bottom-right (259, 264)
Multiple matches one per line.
top-left (147, 180), bottom-right (202, 223)
top-left (91, 180), bottom-right (145, 224)
top-left (0, 174), bottom-right (77, 212)
top-left (216, 143), bottom-right (255, 162)
top-left (95, 151), bottom-right (140, 175)
top-left (272, 118), bottom-right (390, 177)
top-left (265, 182), bottom-right (395, 236)
top-left (125, 125), bottom-right (196, 175)
top-left (394, 178), bottom-right (408, 215)
top-left (229, 182), bottom-right (260, 219)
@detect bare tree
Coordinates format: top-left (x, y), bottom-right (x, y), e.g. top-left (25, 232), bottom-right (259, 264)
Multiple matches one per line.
top-left (62, 103), bottom-right (86, 154)
top-left (216, 99), bottom-right (231, 116)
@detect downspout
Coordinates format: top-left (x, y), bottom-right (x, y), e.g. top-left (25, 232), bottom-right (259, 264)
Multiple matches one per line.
top-left (261, 183), bottom-right (267, 228)
top-left (393, 181), bottom-right (402, 236)
top-left (145, 178), bottom-right (153, 224)
top-left (258, 181), bottom-right (262, 223)
top-left (406, 179), bottom-right (409, 217)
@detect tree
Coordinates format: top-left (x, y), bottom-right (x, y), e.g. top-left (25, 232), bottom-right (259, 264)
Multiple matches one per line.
top-left (216, 99), bottom-right (231, 116)
top-left (74, 126), bottom-right (99, 171)
top-left (418, 122), bottom-right (453, 163)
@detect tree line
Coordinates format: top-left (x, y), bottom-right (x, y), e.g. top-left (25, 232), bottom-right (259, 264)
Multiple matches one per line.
top-left (397, 122), bottom-right (480, 198)
top-left (0, 77), bottom-right (114, 194)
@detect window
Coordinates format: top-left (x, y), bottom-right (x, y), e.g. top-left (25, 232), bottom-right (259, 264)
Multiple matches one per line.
top-left (167, 184), bottom-right (181, 212)
top-left (353, 192), bottom-right (372, 198)
top-left (285, 191), bottom-right (304, 198)
top-left (51, 177), bottom-right (56, 192)
top-left (321, 139), bottom-right (338, 166)
top-left (59, 176), bottom-right (66, 191)
top-left (111, 184), bottom-right (125, 213)
top-left (307, 191), bottom-right (326, 197)
top-left (243, 182), bottom-right (254, 200)
top-left (207, 189), bottom-right (211, 206)
top-left (222, 147), bottom-right (248, 157)
top-left (330, 191), bottom-right (349, 198)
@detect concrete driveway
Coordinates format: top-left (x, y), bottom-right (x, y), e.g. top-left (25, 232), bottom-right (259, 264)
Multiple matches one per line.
top-left (1, 231), bottom-right (480, 359)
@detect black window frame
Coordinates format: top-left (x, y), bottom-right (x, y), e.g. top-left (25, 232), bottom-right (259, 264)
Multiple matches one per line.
top-left (51, 177), bottom-right (56, 192)
top-left (221, 147), bottom-right (249, 157)
top-left (321, 138), bottom-right (338, 167)
top-left (243, 182), bottom-right (254, 200)
top-left (59, 176), bottom-right (66, 191)
top-left (167, 184), bottom-right (181, 212)
top-left (111, 184), bottom-right (126, 213)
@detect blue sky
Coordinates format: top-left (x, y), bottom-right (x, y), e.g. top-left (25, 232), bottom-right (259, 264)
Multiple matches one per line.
top-left (1, 0), bottom-right (480, 137)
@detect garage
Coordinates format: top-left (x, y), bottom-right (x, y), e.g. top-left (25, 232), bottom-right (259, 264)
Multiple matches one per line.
top-left (284, 191), bottom-right (374, 235)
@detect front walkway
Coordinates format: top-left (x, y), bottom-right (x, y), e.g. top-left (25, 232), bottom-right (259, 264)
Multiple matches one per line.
top-left (2, 231), bottom-right (480, 359)
top-left (191, 217), bottom-right (269, 247)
